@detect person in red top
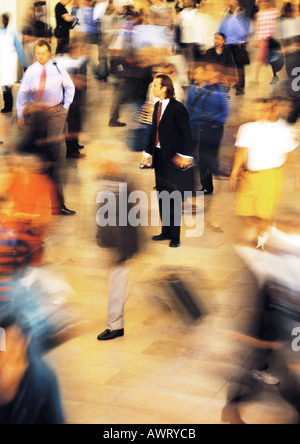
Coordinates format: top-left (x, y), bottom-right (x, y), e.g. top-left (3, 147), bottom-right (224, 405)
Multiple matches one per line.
top-left (1, 155), bottom-right (59, 267)
top-left (253, 0), bottom-right (279, 84)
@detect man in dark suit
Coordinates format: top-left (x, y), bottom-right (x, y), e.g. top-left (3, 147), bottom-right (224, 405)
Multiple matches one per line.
top-left (141, 74), bottom-right (194, 248)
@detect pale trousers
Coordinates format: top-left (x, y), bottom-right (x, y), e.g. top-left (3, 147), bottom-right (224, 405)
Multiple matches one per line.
top-left (106, 262), bottom-right (129, 331)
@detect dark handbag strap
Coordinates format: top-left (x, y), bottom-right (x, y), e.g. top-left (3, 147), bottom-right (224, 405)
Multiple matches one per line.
top-left (53, 62), bottom-right (65, 100)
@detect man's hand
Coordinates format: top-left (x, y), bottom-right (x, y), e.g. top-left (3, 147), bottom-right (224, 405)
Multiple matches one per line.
top-left (172, 155), bottom-right (193, 169)
top-left (17, 118), bottom-right (24, 130)
top-left (140, 153), bottom-right (151, 167)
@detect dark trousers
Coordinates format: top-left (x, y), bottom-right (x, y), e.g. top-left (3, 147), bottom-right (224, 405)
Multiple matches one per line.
top-left (288, 97), bottom-right (300, 124)
top-left (2, 87), bottom-right (13, 112)
top-left (198, 125), bottom-right (224, 194)
top-left (109, 78), bottom-right (137, 123)
top-left (235, 65), bottom-right (246, 90)
top-left (65, 93), bottom-right (84, 155)
top-left (55, 37), bottom-right (69, 55)
top-left (228, 44), bottom-right (248, 90)
top-left (154, 148), bottom-right (182, 242)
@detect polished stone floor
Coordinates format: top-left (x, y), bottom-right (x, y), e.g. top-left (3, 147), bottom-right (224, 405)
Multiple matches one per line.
top-left (1, 45), bottom-right (300, 424)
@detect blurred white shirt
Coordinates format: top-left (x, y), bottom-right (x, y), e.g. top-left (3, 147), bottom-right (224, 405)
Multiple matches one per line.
top-left (235, 119), bottom-right (298, 171)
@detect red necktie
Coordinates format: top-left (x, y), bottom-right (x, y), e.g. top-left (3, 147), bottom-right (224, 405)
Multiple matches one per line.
top-left (155, 101), bottom-right (162, 146)
top-left (36, 67), bottom-right (47, 103)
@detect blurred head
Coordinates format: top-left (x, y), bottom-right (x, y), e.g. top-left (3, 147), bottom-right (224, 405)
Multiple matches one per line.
top-left (194, 65), bottom-right (205, 85)
top-left (153, 63), bottom-right (176, 77)
top-left (184, 0), bottom-right (196, 8)
top-left (282, 2), bottom-right (296, 18)
top-left (252, 98), bottom-right (277, 121)
top-left (35, 40), bottom-right (52, 66)
top-left (152, 75), bottom-right (175, 100)
top-left (259, 0), bottom-right (275, 9)
top-left (273, 97), bottom-right (292, 120)
top-left (205, 63), bottom-right (222, 85)
top-left (2, 13), bottom-right (9, 28)
top-left (215, 33), bottom-right (226, 49)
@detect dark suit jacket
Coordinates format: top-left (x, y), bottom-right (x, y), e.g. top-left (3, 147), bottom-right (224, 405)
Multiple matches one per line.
top-left (146, 98), bottom-right (194, 194)
top-left (146, 98), bottom-right (194, 168)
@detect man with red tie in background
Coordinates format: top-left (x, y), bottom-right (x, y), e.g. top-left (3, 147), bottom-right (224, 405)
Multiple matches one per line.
top-left (16, 40), bottom-right (76, 216)
top-left (141, 74), bottom-right (194, 248)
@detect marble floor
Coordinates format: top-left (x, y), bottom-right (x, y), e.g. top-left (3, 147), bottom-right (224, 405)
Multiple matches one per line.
top-left (1, 49), bottom-right (300, 425)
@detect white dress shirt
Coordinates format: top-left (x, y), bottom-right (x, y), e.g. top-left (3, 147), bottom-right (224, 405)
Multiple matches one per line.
top-left (144, 98), bottom-right (193, 160)
top-left (156, 98), bottom-right (170, 148)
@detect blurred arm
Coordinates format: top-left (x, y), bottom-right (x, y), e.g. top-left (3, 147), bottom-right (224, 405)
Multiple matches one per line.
top-left (230, 147), bottom-right (246, 192)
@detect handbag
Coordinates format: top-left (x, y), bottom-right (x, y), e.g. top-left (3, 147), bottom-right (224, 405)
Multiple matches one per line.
top-left (230, 43), bottom-right (250, 66)
top-left (268, 37), bottom-right (284, 73)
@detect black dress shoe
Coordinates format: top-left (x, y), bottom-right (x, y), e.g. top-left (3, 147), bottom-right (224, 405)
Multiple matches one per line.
top-left (77, 144), bottom-right (85, 150)
top-left (235, 88), bottom-right (245, 96)
top-left (109, 120), bottom-right (126, 127)
top-left (199, 188), bottom-right (213, 195)
top-left (66, 151), bottom-right (86, 159)
top-left (59, 205), bottom-right (76, 216)
top-left (97, 329), bottom-right (124, 341)
top-left (152, 234), bottom-right (171, 241)
top-left (1, 108), bottom-right (12, 114)
top-left (169, 239), bottom-right (181, 248)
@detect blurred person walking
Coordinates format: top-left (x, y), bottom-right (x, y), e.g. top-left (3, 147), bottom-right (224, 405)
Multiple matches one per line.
top-left (222, 223), bottom-right (300, 424)
top-left (96, 162), bottom-right (139, 341)
top-left (16, 39), bottom-right (76, 216)
top-left (280, 4), bottom-right (300, 125)
top-left (230, 98), bottom-right (299, 250)
top-left (219, 1), bottom-right (252, 95)
top-left (186, 63), bottom-right (230, 195)
top-left (108, 6), bottom-right (145, 128)
top-left (253, 0), bottom-right (279, 85)
top-left (54, 0), bottom-right (78, 55)
top-left (177, 0), bottom-right (197, 62)
top-left (73, 0), bottom-right (102, 45)
top-left (54, 40), bottom-right (89, 159)
top-left (0, 13), bottom-right (27, 114)
top-left (0, 316), bottom-right (64, 424)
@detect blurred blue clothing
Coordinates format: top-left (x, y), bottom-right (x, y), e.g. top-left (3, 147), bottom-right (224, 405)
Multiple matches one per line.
top-left (219, 13), bottom-right (251, 44)
top-left (72, 6), bottom-right (100, 35)
top-left (133, 25), bottom-right (174, 49)
top-left (0, 27), bottom-right (27, 68)
top-left (186, 83), bottom-right (230, 129)
top-left (0, 355), bottom-right (64, 424)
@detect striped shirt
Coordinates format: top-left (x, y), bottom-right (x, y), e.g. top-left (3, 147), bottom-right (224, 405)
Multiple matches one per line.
top-left (255, 9), bottom-right (279, 41)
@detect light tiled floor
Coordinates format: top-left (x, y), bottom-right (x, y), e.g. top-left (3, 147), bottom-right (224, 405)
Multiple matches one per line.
top-left (1, 41), bottom-right (300, 424)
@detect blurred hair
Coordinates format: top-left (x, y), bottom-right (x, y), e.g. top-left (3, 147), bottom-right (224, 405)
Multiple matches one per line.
top-left (35, 39), bottom-right (51, 52)
top-left (215, 32), bottom-right (226, 42)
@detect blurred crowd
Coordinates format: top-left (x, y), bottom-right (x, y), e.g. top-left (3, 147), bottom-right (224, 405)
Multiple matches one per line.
top-left (0, 0), bottom-right (299, 424)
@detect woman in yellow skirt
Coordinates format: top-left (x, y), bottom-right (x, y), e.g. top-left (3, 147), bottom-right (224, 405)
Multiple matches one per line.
top-left (230, 99), bottom-right (299, 249)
